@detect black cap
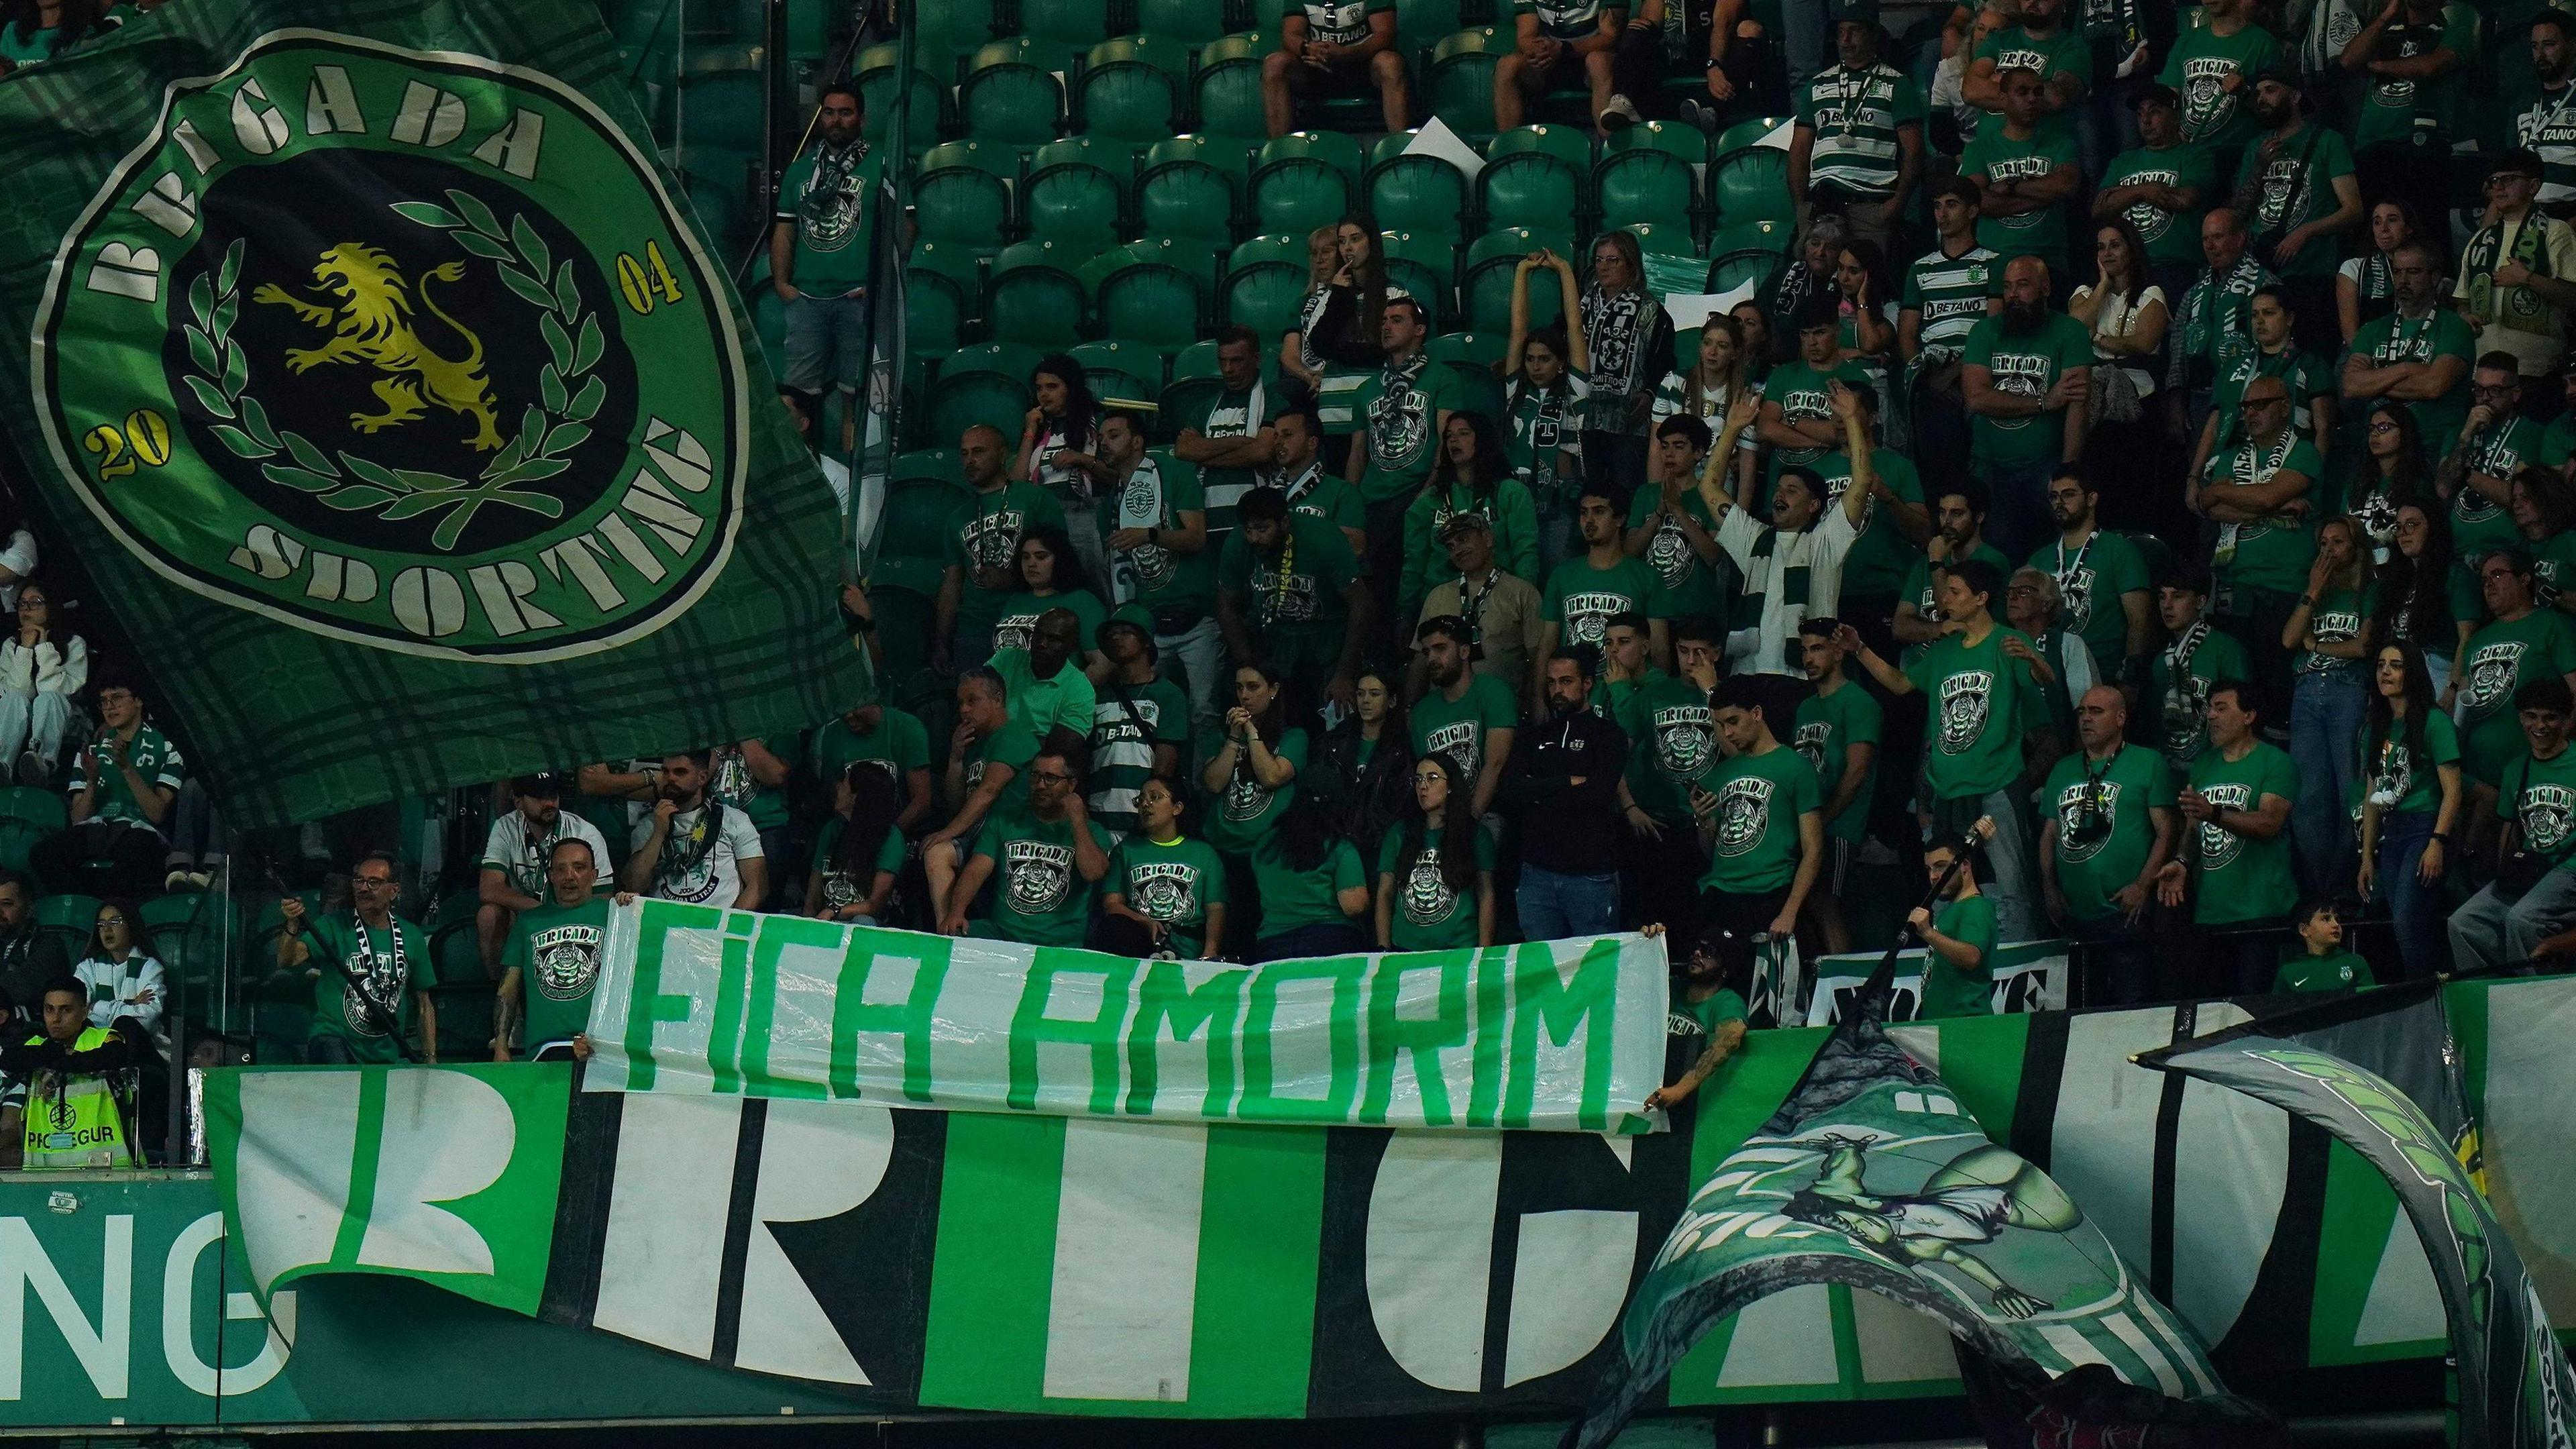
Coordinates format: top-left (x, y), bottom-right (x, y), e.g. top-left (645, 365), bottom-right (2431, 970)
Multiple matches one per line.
top-left (2131, 83), bottom-right (2180, 111)
top-left (512, 771), bottom-right (563, 798)
top-left (2254, 58), bottom-right (2304, 90)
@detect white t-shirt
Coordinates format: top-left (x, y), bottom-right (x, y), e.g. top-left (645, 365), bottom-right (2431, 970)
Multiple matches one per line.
top-left (480, 810), bottom-right (613, 898)
top-left (2069, 283), bottom-right (2167, 395)
top-left (0, 530), bottom-right (36, 612)
top-left (631, 803), bottom-right (765, 910)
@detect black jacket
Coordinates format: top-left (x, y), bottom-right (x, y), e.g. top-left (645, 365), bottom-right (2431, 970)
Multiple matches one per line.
top-left (1506, 708), bottom-right (1629, 873)
top-left (1305, 723), bottom-right (1415, 872)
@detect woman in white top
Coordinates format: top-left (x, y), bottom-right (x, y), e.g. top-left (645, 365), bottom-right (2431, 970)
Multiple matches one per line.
top-left (1652, 314), bottom-right (1760, 500)
top-left (72, 898), bottom-right (165, 1049)
top-left (0, 520), bottom-right (34, 614)
top-left (2069, 217), bottom-right (2169, 522)
top-left (0, 582), bottom-right (83, 788)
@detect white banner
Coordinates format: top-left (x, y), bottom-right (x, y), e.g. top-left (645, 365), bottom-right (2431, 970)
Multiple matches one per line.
top-left (581, 900), bottom-right (1669, 1133)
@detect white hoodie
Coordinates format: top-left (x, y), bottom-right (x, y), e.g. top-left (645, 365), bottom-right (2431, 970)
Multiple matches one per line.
top-left (0, 633), bottom-right (87, 697)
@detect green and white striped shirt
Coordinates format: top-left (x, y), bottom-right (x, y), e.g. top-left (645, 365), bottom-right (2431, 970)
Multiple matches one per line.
top-left (1795, 63), bottom-right (1927, 201)
top-left (1899, 243), bottom-right (1998, 363)
top-left (2514, 77), bottom-right (2576, 213)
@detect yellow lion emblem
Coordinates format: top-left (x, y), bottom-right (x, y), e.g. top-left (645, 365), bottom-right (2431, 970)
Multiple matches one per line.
top-left (252, 242), bottom-right (504, 451)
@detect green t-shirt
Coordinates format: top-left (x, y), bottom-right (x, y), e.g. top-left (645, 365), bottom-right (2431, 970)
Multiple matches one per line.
top-left (2275, 949), bottom-right (2374, 992)
top-left (305, 914), bottom-right (435, 1062)
top-left (2504, 745), bottom-right (2576, 866)
top-left (1252, 836), bottom-right (1365, 938)
top-left (1627, 484), bottom-right (1729, 619)
top-left (2360, 706), bottom-right (2461, 814)
top-left (1377, 824), bottom-right (1495, 951)
top-left (2295, 584), bottom-right (2378, 678)
top-left (1901, 244), bottom-right (2000, 361)
top-left (504, 896), bottom-right (612, 1051)
top-left (1960, 125), bottom-right (2082, 262)
top-left (989, 646), bottom-right (1098, 743)
top-left (1676, 985), bottom-right (1748, 1039)
top-left (972, 810), bottom-right (1112, 948)
top-left (1217, 515), bottom-right (1362, 649)
top-left (2351, 3), bottom-right (2475, 152)
top-left (2100, 143), bottom-right (2217, 267)
top-left (2453, 415), bottom-right (2542, 558)
top-left (2541, 412), bottom-right (2576, 470)
top-left (2188, 741), bottom-right (2300, 926)
top-left (2349, 309), bottom-right (2477, 458)
top-left (1086, 676), bottom-right (1192, 835)
top-left (776, 142), bottom-right (886, 296)
top-left (1976, 25), bottom-right (2092, 126)
top-left (991, 588), bottom-right (1107, 658)
top-left (1693, 744), bottom-right (1823, 894)
top-left (2461, 610), bottom-right (2576, 784)
top-left (2235, 123), bottom-right (2359, 280)
top-left (1963, 313), bottom-right (2093, 467)
top-left (810, 707), bottom-right (930, 784)
top-left (2028, 529), bottom-right (2149, 672)
top-left (2537, 531), bottom-right (2576, 611)
top-left (1411, 674), bottom-right (1519, 784)
top-left (1284, 468), bottom-right (1368, 537)
top-left (1618, 675), bottom-right (1717, 824)
top-left (2206, 433), bottom-right (2322, 596)
top-left (963, 720), bottom-right (1042, 816)
top-left (1109, 834), bottom-right (1228, 957)
top-left (946, 482), bottom-right (1069, 635)
top-left (1358, 358), bottom-right (1468, 503)
top-left (1795, 63), bottom-right (1929, 201)
top-left (2043, 744), bottom-right (2176, 921)
top-left (1197, 727), bottom-right (1311, 855)
top-left (1544, 553), bottom-right (1668, 648)
top-left (1917, 894), bottom-right (1999, 1020)
top-left (811, 816), bottom-right (906, 913)
top-left (1285, 0), bottom-right (1392, 46)
top-left (1097, 458), bottom-right (1216, 622)
top-left (1811, 447), bottom-right (1926, 600)
top-left (708, 743), bottom-right (790, 833)
top-left (1904, 625), bottom-right (2049, 802)
top-left (1760, 358), bottom-right (1875, 478)
top-left (2160, 22), bottom-right (2278, 150)
top-left (1791, 684), bottom-right (1882, 843)
top-left (1900, 542), bottom-right (2016, 629)
top-left (2153, 624), bottom-right (2251, 763)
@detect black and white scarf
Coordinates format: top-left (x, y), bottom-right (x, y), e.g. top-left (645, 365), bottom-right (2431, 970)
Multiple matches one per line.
top-left (1580, 285), bottom-right (1657, 429)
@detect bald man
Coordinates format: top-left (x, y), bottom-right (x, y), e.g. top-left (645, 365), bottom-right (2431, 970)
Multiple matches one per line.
top-left (936, 423), bottom-right (1067, 673)
top-left (2039, 684), bottom-right (2181, 1002)
top-left (1962, 254), bottom-right (2094, 558)
top-left (2193, 371), bottom-right (2319, 739)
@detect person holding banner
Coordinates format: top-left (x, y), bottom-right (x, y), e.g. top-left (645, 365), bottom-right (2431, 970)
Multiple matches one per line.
top-left (1643, 924), bottom-right (1748, 1114)
top-left (1377, 752), bottom-right (1496, 952)
top-left (476, 773), bottom-right (610, 981)
top-left (496, 838), bottom-right (633, 1063)
top-left (1912, 828), bottom-right (2000, 1018)
top-left (1100, 777), bottom-right (1227, 959)
top-left (278, 853), bottom-right (437, 1065)
top-left (940, 746), bottom-right (1111, 947)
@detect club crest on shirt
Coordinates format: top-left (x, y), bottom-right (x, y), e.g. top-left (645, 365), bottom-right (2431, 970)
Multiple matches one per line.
top-left (1792, 719), bottom-right (1832, 775)
top-left (1003, 839), bottom-right (1075, 915)
top-left (1562, 591), bottom-right (1630, 644)
top-left (1647, 519), bottom-right (1696, 588)
top-left (1403, 848), bottom-right (1460, 925)
top-left (2053, 778), bottom-right (2124, 863)
top-left (1654, 704), bottom-right (1715, 778)
top-left (2198, 782), bottom-right (2254, 868)
top-left (2466, 639), bottom-right (2528, 718)
top-left (1127, 859), bottom-right (1199, 924)
top-left (1712, 774), bottom-right (1776, 856)
top-left (1424, 719), bottom-right (1484, 779)
top-left (2522, 783), bottom-right (2576, 854)
top-left (527, 921), bottom-right (603, 1002)
top-left (1937, 669), bottom-right (1994, 754)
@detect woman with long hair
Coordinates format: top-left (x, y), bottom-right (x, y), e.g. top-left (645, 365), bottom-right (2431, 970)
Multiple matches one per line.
top-left (72, 898), bottom-right (164, 1049)
top-left (1652, 315), bottom-right (1760, 523)
top-left (1374, 752), bottom-right (1495, 951)
top-left (1280, 224), bottom-right (1341, 395)
top-left (2282, 516), bottom-right (2377, 894)
top-left (1832, 239), bottom-right (1898, 365)
top-left (1400, 411), bottom-right (1541, 620)
top-left (0, 580), bottom-right (85, 788)
top-left (1197, 661), bottom-right (1306, 939)
top-left (2357, 640), bottom-right (2462, 979)
top-left (1309, 215), bottom-right (1395, 474)
top-left (1246, 792), bottom-right (1371, 962)
top-left (2345, 400), bottom-right (2432, 564)
top-left (1016, 356), bottom-right (1114, 581)
top-left (1576, 228), bottom-right (1674, 497)
top-left (1730, 298), bottom-right (1777, 375)
top-left (2371, 500), bottom-right (2469, 699)
top-left (991, 527), bottom-right (1106, 660)
top-left (807, 764), bottom-right (904, 924)
top-left (2337, 199), bottom-right (2424, 343)
top-left (1099, 776), bottom-right (1228, 959)
top-left (1507, 250), bottom-right (1591, 568)
top-left (1307, 669), bottom-right (1415, 871)
top-left (2070, 216), bottom-right (2172, 521)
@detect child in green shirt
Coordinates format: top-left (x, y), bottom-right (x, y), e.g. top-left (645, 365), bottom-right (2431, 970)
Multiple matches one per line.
top-left (2272, 898), bottom-right (2376, 991)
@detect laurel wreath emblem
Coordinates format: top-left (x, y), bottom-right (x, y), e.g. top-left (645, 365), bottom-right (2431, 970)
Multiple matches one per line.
top-left (184, 188), bottom-right (604, 553)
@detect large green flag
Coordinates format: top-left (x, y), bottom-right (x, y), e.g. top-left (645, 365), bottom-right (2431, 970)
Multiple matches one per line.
top-left (0, 0), bottom-right (859, 825)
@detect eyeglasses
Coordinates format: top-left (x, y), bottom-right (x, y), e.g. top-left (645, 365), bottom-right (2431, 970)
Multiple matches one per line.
top-left (1029, 770), bottom-right (1076, 784)
top-left (95, 916), bottom-right (125, 928)
top-left (352, 875), bottom-right (394, 888)
top-left (2473, 383), bottom-right (2518, 398)
top-left (2367, 419), bottom-right (2401, 434)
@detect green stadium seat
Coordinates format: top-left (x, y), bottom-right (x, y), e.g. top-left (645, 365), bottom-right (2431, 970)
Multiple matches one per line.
top-left (1714, 115), bottom-right (1792, 153)
top-left (1379, 229), bottom-right (1456, 327)
top-left (855, 43), bottom-right (949, 155)
top-left (876, 449), bottom-right (970, 599)
top-left (1024, 136), bottom-right (1130, 250)
top-left (425, 888), bottom-right (484, 991)
top-left (1223, 233), bottom-right (1313, 340)
top-left (141, 890), bottom-right (223, 994)
top-left (678, 49), bottom-right (765, 154)
top-left (1193, 33), bottom-right (1274, 144)
top-left (1595, 120), bottom-right (1703, 235)
top-left (1021, 0), bottom-right (1114, 67)
top-left (1462, 225), bottom-right (1572, 333)
top-left (0, 786), bottom-right (63, 873)
top-left (1076, 35), bottom-right (1187, 146)
top-left (35, 892), bottom-right (101, 958)
top-left (1704, 217), bottom-right (1791, 294)
top-left (1623, 220), bottom-right (1701, 260)
top-left (985, 239), bottom-right (1088, 352)
top-left (1428, 331), bottom-right (1507, 421)
top-left (1140, 0), bottom-right (1234, 44)
top-left (961, 40), bottom-right (1065, 150)
top-left (1136, 135), bottom-right (1247, 248)
top-left (927, 343), bottom-right (1044, 454)
top-left (905, 239), bottom-right (983, 357)
top-left (1366, 131), bottom-right (1470, 240)
top-left (1709, 140), bottom-right (1792, 226)
top-left (1249, 131), bottom-right (1361, 240)
top-left (1087, 238), bottom-right (1213, 350)
top-left (1397, 0), bottom-right (1466, 52)
top-left (1479, 124), bottom-right (1590, 233)
top-left (914, 140), bottom-right (1018, 254)
top-left (1425, 28), bottom-right (1506, 144)
top-left (1069, 339), bottom-right (1165, 414)
top-left (1161, 339), bottom-right (1228, 430)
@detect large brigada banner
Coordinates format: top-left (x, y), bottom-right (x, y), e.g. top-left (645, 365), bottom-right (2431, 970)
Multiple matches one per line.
top-left (0, 0), bottom-right (858, 825)
top-left (581, 900), bottom-right (1670, 1133)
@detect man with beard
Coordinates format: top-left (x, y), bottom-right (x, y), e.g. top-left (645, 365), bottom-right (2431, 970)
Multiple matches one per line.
top-left (2440, 355), bottom-right (2546, 563)
top-left (1410, 615), bottom-right (1518, 821)
top-left (1619, 616), bottom-right (1721, 938)
top-left (2173, 208), bottom-right (2277, 429)
top-left (2453, 677), bottom-right (2576, 969)
top-left (2039, 684), bottom-right (2178, 1002)
top-left (1268, 406), bottom-right (1366, 554)
top-left (2155, 681), bottom-right (2298, 994)
top-left (2456, 549), bottom-right (2576, 793)
top-left (1792, 618), bottom-right (1881, 953)
top-left (2339, 0), bottom-right (2475, 262)
top-left (475, 773), bottom-right (611, 981)
top-left (935, 423), bottom-right (1066, 673)
top-left (1959, 68), bottom-right (2079, 274)
top-left (2455, 154), bottom-right (2576, 387)
top-left (1507, 648), bottom-right (1629, 941)
top-left (496, 839), bottom-right (630, 1063)
top-left (767, 85), bottom-right (884, 416)
top-left (1099, 407), bottom-right (1220, 735)
top-left (1627, 417), bottom-right (1728, 625)
top-left (2151, 565), bottom-right (2251, 764)
top-left (1963, 254), bottom-right (2092, 559)
top-left (2343, 238), bottom-right (2475, 458)
top-left (1964, 0), bottom-right (2090, 139)
top-left (2188, 285), bottom-right (2337, 488)
top-left (1900, 176), bottom-right (2001, 496)
top-left (1217, 488), bottom-right (1371, 718)
top-left (1689, 676), bottom-right (1825, 1003)
top-left (2511, 10), bottom-right (2576, 221)
top-left (2195, 374), bottom-right (2320, 729)
top-left (1756, 297), bottom-right (1874, 490)
top-left (808, 689), bottom-right (933, 833)
top-left (1789, 0), bottom-right (1927, 254)
top-left (280, 853), bottom-right (437, 1065)
top-left (1705, 384), bottom-right (1876, 724)
top-left (1894, 480), bottom-right (2013, 649)
top-left (1413, 511), bottom-right (1546, 709)
top-left (1537, 487), bottom-right (1668, 700)
top-left (1642, 924), bottom-right (1746, 1116)
top-left (2235, 65), bottom-right (2361, 356)
top-left (621, 752), bottom-right (767, 911)
top-left (1841, 559), bottom-right (2061, 941)
top-left (2096, 86), bottom-right (2216, 309)
top-left (2031, 469), bottom-right (2152, 700)
top-left (941, 746), bottom-right (1111, 945)
top-left (2157, 0), bottom-right (2275, 181)
top-left (1085, 608), bottom-right (1191, 841)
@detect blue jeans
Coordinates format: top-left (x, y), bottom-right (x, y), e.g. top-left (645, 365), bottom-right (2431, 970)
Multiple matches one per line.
top-left (2371, 809), bottom-right (2443, 980)
top-left (2290, 669), bottom-right (2367, 896)
top-left (1250, 921), bottom-right (1371, 963)
top-left (1157, 614), bottom-right (1226, 737)
top-left (2066, 910), bottom-right (2155, 1005)
top-left (1778, 0), bottom-right (1829, 93)
top-left (307, 1034), bottom-right (358, 1065)
top-left (782, 292), bottom-right (868, 394)
top-left (1979, 455), bottom-right (2060, 564)
top-left (1518, 865), bottom-right (1621, 942)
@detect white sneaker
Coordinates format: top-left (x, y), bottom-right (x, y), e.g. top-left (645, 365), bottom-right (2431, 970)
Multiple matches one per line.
top-left (1601, 95), bottom-right (1642, 130)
